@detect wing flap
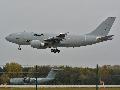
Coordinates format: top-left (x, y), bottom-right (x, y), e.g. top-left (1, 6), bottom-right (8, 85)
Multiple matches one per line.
top-left (44, 32), bottom-right (69, 44)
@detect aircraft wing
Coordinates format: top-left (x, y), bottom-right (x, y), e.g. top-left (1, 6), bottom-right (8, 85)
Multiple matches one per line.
top-left (44, 32), bottom-right (69, 44)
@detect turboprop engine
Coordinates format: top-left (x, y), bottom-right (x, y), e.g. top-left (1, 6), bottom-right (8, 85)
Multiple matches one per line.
top-left (30, 40), bottom-right (46, 49)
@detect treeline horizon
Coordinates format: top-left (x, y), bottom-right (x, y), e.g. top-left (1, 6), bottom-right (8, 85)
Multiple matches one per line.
top-left (0, 62), bottom-right (120, 85)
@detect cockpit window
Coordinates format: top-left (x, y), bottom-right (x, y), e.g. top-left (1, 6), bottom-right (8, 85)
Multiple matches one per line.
top-left (16, 33), bottom-right (21, 35)
top-left (34, 33), bottom-right (44, 36)
top-left (9, 34), bottom-right (12, 36)
top-left (16, 38), bottom-right (20, 39)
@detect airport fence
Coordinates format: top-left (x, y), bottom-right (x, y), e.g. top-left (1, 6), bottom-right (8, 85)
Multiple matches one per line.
top-left (0, 63), bottom-right (120, 90)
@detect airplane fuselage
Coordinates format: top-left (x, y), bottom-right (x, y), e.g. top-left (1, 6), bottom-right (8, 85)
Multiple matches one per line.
top-left (10, 68), bottom-right (59, 85)
top-left (5, 17), bottom-right (115, 53)
top-left (10, 77), bottom-right (54, 85)
top-left (6, 32), bottom-right (98, 48)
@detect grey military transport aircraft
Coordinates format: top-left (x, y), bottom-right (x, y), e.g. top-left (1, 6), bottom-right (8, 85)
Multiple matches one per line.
top-left (5, 17), bottom-right (116, 53)
top-left (10, 68), bottom-right (60, 85)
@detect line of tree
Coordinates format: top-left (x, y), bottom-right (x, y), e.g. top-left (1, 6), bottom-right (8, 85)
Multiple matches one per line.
top-left (0, 62), bottom-right (120, 85)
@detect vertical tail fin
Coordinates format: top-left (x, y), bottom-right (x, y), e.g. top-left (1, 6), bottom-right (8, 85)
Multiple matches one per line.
top-left (46, 68), bottom-right (59, 79)
top-left (87, 17), bottom-right (116, 36)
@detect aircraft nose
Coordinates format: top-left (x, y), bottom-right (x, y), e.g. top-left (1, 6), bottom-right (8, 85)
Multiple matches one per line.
top-left (5, 36), bottom-right (9, 41)
top-left (5, 35), bottom-right (12, 42)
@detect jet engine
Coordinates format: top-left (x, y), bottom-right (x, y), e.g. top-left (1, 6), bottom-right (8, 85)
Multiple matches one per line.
top-left (96, 36), bottom-right (102, 41)
top-left (30, 40), bottom-right (46, 49)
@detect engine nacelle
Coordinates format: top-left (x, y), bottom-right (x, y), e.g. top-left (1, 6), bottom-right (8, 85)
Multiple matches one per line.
top-left (30, 40), bottom-right (46, 49)
top-left (96, 36), bottom-right (102, 41)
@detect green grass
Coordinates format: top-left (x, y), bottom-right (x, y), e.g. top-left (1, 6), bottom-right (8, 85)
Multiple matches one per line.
top-left (0, 87), bottom-right (120, 90)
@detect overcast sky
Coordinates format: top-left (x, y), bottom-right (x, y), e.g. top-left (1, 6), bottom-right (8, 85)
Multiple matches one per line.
top-left (0, 0), bottom-right (120, 67)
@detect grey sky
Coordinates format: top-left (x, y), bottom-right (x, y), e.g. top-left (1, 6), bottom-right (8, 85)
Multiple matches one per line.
top-left (0, 0), bottom-right (120, 67)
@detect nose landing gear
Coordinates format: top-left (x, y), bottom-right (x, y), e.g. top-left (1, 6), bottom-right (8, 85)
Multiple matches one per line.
top-left (51, 48), bottom-right (60, 53)
top-left (18, 45), bottom-right (21, 50)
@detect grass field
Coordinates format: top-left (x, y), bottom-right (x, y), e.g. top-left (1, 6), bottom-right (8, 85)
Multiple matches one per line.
top-left (0, 87), bottom-right (120, 90)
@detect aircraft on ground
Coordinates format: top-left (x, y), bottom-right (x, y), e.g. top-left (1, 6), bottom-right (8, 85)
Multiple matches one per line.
top-left (5, 17), bottom-right (116, 53)
top-left (10, 68), bottom-right (60, 85)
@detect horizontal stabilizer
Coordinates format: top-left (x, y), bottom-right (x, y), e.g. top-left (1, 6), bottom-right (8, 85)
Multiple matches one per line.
top-left (96, 35), bottom-right (114, 41)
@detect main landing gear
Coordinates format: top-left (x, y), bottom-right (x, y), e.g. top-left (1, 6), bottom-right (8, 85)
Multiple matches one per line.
top-left (18, 45), bottom-right (21, 50)
top-left (51, 48), bottom-right (60, 53)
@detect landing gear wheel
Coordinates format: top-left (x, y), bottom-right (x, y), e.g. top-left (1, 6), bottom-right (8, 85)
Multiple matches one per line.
top-left (18, 48), bottom-right (21, 50)
top-left (51, 48), bottom-right (60, 53)
top-left (18, 45), bottom-right (21, 50)
top-left (51, 49), bottom-right (54, 52)
top-left (57, 50), bottom-right (60, 53)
